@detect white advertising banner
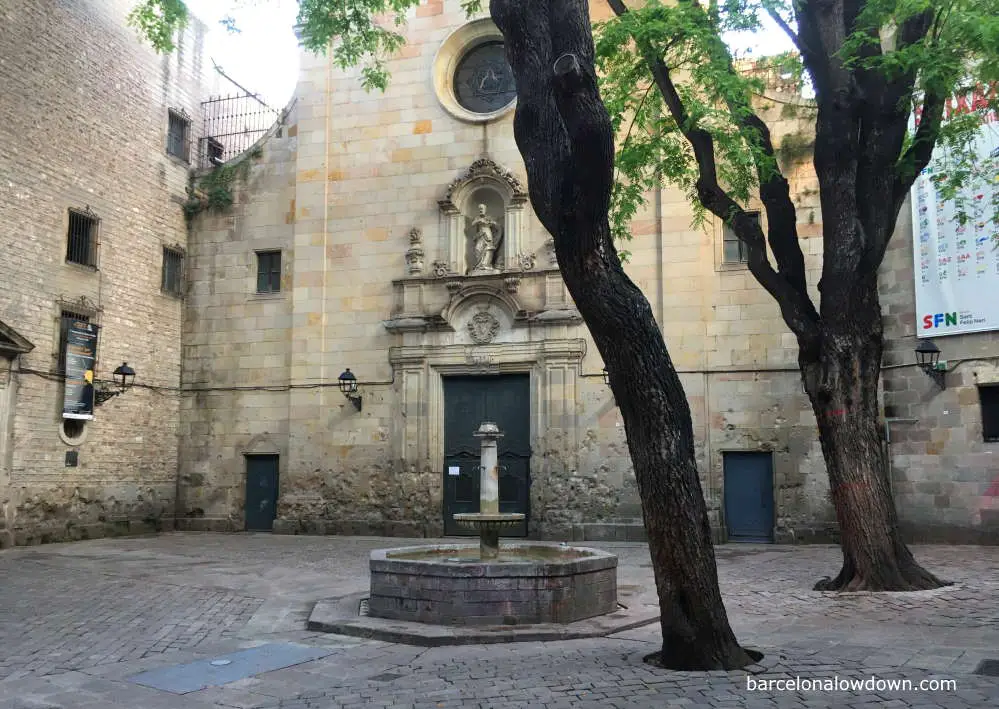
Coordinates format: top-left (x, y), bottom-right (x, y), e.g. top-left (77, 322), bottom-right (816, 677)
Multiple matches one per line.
top-left (912, 102), bottom-right (999, 338)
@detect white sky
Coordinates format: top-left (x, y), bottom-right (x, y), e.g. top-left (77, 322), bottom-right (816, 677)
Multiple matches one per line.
top-left (185, 0), bottom-right (301, 108)
top-left (182, 1), bottom-right (794, 109)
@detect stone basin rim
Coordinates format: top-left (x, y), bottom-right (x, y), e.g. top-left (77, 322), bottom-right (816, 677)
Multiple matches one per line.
top-left (370, 543), bottom-right (618, 575)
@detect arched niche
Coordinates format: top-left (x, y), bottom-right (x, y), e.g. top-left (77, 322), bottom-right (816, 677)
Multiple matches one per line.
top-left (438, 158), bottom-right (528, 276)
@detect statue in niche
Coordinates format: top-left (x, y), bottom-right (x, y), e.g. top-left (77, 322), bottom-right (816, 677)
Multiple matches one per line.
top-left (469, 203), bottom-right (501, 273)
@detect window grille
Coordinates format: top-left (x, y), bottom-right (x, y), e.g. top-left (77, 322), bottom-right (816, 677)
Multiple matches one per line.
top-left (981, 385), bottom-right (999, 442)
top-left (161, 247), bottom-right (185, 296)
top-left (167, 110), bottom-right (191, 161)
top-left (256, 251), bottom-right (281, 293)
top-left (722, 211), bottom-right (760, 264)
top-left (57, 310), bottom-right (91, 376)
top-left (66, 210), bottom-right (98, 267)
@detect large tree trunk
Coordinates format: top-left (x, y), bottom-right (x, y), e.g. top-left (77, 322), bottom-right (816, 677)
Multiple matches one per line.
top-left (572, 254), bottom-right (753, 670)
top-left (802, 285), bottom-right (948, 591)
top-left (491, 0), bottom-right (752, 669)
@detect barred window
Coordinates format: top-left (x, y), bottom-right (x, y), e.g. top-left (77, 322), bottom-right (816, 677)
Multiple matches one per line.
top-left (66, 210), bottom-right (98, 267)
top-left (256, 250), bottom-right (281, 293)
top-left (167, 110), bottom-right (191, 161)
top-left (981, 385), bottom-right (999, 442)
top-left (161, 247), bottom-right (184, 296)
top-left (722, 211), bottom-right (760, 264)
top-left (57, 309), bottom-right (90, 376)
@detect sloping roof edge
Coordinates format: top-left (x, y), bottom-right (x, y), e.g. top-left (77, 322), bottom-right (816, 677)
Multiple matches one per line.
top-left (0, 319), bottom-right (35, 357)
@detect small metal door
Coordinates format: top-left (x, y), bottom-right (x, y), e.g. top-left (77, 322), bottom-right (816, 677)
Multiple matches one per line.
top-left (723, 451), bottom-right (774, 542)
top-left (245, 454), bottom-right (279, 531)
top-left (443, 374), bottom-right (530, 536)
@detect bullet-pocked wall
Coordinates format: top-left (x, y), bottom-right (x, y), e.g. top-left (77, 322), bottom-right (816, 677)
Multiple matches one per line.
top-left (0, 0), bottom-right (208, 545)
top-left (180, 0), bottom-right (840, 543)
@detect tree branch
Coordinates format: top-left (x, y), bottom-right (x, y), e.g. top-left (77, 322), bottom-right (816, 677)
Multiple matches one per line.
top-left (893, 89), bottom-right (946, 209)
top-left (764, 6), bottom-right (806, 57)
top-left (607, 0), bottom-right (820, 343)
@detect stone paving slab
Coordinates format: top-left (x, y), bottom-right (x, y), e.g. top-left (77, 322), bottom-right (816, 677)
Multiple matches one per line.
top-left (128, 643), bottom-right (335, 694)
top-left (0, 534), bottom-right (997, 708)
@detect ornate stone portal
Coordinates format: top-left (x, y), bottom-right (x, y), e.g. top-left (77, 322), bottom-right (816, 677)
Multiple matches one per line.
top-left (384, 155), bottom-right (588, 480)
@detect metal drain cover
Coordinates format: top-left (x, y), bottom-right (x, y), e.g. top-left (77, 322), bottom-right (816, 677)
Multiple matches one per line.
top-left (369, 672), bottom-right (406, 682)
top-left (974, 659), bottom-right (999, 676)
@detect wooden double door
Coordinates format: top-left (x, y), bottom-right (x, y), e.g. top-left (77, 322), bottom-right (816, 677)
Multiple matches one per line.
top-left (442, 374), bottom-right (530, 536)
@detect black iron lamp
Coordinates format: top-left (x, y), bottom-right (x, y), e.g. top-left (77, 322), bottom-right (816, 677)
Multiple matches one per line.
top-left (602, 367), bottom-right (610, 386)
top-left (915, 340), bottom-right (946, 389)
top-left (94, 362), bottom-right (137, 406)
top-left (338, 368), bottom-right (362, 411)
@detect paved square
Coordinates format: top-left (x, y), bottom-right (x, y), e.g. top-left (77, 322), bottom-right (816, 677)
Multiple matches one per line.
top-left (0, 534), bottom-right (997, 708)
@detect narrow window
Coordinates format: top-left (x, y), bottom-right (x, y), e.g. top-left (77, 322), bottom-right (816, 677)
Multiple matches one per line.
top-left (167, 109), bottom-right (191, 161)
top-left (256, 250), bottom-right (281, 293)
top-left (161, 247), bottom-right (185, 296)
top-left (722, 210), bottom-right (760, 264)
top-left (57, 310), bottom-right (90, 376)
top-left (66, 210), bottom-right (98, 267)
top-left (981, 385), bottom-right (999, 442)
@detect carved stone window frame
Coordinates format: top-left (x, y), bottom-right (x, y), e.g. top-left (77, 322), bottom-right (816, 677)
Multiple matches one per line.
top-left (438, 158), bottom-right (528, 276)
top-left (432, 19), bottom-right (517, 124)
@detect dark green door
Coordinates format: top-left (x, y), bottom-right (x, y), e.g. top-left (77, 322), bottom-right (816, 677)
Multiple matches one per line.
top-left (443, 374), bottom-right (530, 536)
top-left (245, 454), bottom-right (279, 531)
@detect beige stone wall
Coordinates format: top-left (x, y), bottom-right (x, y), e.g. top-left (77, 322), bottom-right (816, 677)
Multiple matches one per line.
top-left (179, 0), bottom-right (839, 541)
top-left (178, 116), bottom-right (298, 530)
top-left (0, 0), bottom-right (207, 545)
top-left (881, 202), bottom-right (999, 543)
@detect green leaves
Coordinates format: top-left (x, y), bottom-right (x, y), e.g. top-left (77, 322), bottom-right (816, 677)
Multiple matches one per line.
top-left (595, 1), bottom-right (777, 241)
top-left (127, 0), bottom-right (189, 53)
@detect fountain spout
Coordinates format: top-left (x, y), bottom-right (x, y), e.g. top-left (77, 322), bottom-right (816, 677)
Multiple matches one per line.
top-left (452, 421), bottom-right (525, 559)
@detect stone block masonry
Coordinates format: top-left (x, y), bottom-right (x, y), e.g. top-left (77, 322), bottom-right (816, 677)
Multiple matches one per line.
top-left (0, 0), bottom-right (209, 545)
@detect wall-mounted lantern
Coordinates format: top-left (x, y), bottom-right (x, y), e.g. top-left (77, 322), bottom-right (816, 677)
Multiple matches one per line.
top-left (94, 362), bottom-right (136, 406)
top-left (338, 368), bottom-right (362, 411)
top-left (915, 339), bottom-right (946, 389)
top-left (602, 367), bottom-right (610, 386)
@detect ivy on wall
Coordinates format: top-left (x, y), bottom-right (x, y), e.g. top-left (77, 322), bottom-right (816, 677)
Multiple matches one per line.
top-left (183, 147), bottom-right (262, 225)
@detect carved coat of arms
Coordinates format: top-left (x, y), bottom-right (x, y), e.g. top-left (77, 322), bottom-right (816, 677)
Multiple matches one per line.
top-left (467, 310), bottom-right (500, 344)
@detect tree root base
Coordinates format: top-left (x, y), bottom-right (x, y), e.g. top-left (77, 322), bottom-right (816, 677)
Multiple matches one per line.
top-left (643, 647), bottom-right (762, 671)
top-left (813, 568), bottom-right (952, 592)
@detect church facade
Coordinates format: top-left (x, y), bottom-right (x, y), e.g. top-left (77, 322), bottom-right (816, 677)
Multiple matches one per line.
top-left (178, 1), bottom-right (836, 542)
top-left (2, 0), bottom-right (996, 547)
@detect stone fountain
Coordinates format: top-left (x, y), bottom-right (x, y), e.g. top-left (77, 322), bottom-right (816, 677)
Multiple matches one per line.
top-left (451, 421), bottom-right (524, 559)
top-left (367, 421), bottom-right (618, 626)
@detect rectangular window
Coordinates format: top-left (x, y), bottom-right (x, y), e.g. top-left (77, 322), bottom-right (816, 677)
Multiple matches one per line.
top-left (256, 250), bottom-right (281, 293)
top-left (167, 110), bottom-right (191, 161)
top-left (722, 210), bottom-right (761, 264)
top-left (57, 310), bottom-right (90, 376)
top-left (161, 247), bottom-right (185, 296)
top-left (981, 385), bottom-right (999, 442)
top-left (66, 209), bottom-right (98, 267)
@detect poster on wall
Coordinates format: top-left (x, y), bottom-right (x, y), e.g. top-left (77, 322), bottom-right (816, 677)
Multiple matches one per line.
top-left (62, 320), bottom-right (98, 420)
top-left (912, 92), bottom-right (999, 338)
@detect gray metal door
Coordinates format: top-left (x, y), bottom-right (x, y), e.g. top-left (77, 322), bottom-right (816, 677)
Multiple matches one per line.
top-left (723, 452), bottom-right (774, 542)
top-left (443, 374), bottom-right (530, 536)
top-left (245, 455), bottom-right (279, 531)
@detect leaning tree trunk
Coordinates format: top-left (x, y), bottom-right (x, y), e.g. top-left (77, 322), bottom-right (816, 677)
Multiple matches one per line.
top-left (491, 0), bottom-right (752, 669)
top-left (802, 280), bottom-right (947, 591)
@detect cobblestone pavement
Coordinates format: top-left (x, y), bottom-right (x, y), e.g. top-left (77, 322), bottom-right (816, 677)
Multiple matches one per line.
top-left (0, 534), bottom-right (997, 708)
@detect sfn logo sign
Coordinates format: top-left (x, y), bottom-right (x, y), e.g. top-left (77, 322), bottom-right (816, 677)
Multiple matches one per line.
top-left (922, 312), bottom-right (957, 329)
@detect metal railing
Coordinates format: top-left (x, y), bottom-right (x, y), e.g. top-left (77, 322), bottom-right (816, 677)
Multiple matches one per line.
top-left (198, 65), bottom-right (279, 168)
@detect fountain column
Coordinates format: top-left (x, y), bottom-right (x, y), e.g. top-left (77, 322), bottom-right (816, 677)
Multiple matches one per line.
top-left (473, 421), bottom-right (503, 559)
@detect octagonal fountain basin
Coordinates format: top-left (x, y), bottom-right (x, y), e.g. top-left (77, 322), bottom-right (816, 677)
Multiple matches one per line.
top-left (367, 543), bottom-right (618, 626)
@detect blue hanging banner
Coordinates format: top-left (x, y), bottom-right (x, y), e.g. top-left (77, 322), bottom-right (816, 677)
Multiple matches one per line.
top-left (62, 320), bottom-right (99, 419)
